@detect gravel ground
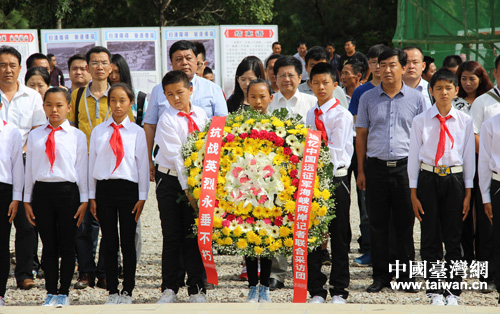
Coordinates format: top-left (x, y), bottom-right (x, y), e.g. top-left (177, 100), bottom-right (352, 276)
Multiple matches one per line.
top-left (4, 180), bottom-right (499, 306)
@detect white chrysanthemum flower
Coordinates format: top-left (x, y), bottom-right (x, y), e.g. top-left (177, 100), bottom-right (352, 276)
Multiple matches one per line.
top-left (292, 142), bottom-right (304, 156)
top-left (229, 220), bottom-right (239, 230)
top-left (286, 135), bottom-right (299, 146)
top-left (239, 123), bottom-right (251, 134)
top-left (240, 222), bottom-right (253, 233)
top-left (255, 220), bottom-right (266, 230)
top-left (214, 207), bottom-right (224, 218)
top-left (275, 127), bottom-right (287, 137)
top-left (270, 225), bottom-right (280, 238)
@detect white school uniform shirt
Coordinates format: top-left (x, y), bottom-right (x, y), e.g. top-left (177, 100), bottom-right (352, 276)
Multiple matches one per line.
top-left (478, 113), bottom-right (500, 203)
top-left (24, 120), bottom-right (88, 202)
top-left (0, 121), bottom-right (24, 201)
top-left (268, 89), bottom-right (317, 123)
top-left (0, 83), bottom-right (46, 146)
top-left (305, 98), bottom-right (354, 176)
top-left (470, 86), bottom-right (500, 134)
top-left (155, 105), bottom-right (209, 190)
top-left (407, 105), bottom-right (475, 189)
top-left (88, 116), bottom-right (149, 201)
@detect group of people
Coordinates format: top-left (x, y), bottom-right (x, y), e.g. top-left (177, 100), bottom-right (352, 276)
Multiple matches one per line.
top-left (1, 35), bottom-right (500, 308)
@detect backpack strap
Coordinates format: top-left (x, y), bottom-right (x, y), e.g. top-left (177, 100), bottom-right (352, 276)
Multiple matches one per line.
top-left (135, 91), bottom-right (147, 127)
top-left (74, 87), bottom-right (85, 129)
top-left (487, 90), bottom-right (500, 104)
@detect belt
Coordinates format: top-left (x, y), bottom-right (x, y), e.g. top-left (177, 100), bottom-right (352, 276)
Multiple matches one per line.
top-left (421, 163), bottom-right (463, 176)
top-left (158, 166), bottom-right (178, 177)
top-left (493, 172), bottom-right (500, 182)
top-left (334, 168), bottom-right (348, 177)
top-left (371, 157), bottom-right (408, 167)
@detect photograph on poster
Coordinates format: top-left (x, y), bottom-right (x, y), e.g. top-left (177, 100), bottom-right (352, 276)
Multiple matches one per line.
top-left (47, 42), bottom-right (96, 72)
top-left (107, 41), bottom-right (155, 72)
top-left (166, 39), bottom-right (215, 73)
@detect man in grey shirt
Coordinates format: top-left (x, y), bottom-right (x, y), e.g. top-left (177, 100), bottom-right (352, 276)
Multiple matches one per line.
top-left (356, 48), bottom-right (425, 293)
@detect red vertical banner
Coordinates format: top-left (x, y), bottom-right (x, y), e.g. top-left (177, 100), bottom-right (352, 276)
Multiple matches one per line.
top-left (197, 116), bottom-right (227, 285)
top-left (292, 130), bottom-right (322, 303)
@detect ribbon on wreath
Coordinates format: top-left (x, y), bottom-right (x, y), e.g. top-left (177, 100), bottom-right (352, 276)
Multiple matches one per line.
top-left (292, 130), bottom-right (322, 303)
top-left (197, 116), bottom-right (227, 285)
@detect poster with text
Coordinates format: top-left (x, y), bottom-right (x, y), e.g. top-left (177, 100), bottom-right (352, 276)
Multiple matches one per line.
top-left (41, 29), bottom-right (100, 88)
top-left (102, 28), bottom-right (161, 94)
top-left (161, 26), bottom-right (221, 86)
top-left (0, 29), bottom-right (39, 82)
top-left (220, 25), bottom-right (278, 97)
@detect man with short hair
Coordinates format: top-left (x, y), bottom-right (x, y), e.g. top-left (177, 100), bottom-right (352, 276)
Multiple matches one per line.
top-left (0, 45), bottom-right (45, 290)
top-left (67, 54), bottom-right (91, 92)
top-left (326, 42), bottom-right (340, 81)
top-left (265, 54), bottom-right (281, 94)
top-left (272, 42), bottom-right (282, 55)
top-left (26, 53), bottom-right (50, 72)
top-left (298, 46), bottom-right (349, 109)
top-left (143, 40), bottom-right (227, 181)
top-left (339, 38), bottom-right (370, 83)
top-left (47, 53), bottom-right (64, 86)
top-left (194, 42), bottom-right (207, 78)
top-left (442, 55), bottom-right (463, 74)
top-left (422, 56), bottom-right (437, 82)
top-left (293, 42), bottom-right (308, 82)
top-left (356, 48), bottom-right (426, 293)
top-left (341, 60), bottom-right (363, 104)
top-left (402, 47), bottom-right (432, 109)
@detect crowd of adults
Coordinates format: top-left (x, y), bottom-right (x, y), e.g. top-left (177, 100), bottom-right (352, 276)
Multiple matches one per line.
top-left (0, 35), bottom-right (500, 306)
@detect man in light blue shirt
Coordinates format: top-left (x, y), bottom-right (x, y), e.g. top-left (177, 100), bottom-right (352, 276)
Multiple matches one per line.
top-left (143, 40), bottom-right (227, 180)
top-left (356, 48), bottom-right (425, 293)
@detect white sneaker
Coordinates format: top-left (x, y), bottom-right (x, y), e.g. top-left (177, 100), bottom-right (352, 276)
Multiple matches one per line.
top-left (189, 293), bottom-right (207, 303)
top-left (446, 294), bottom-right (459, 306)
top-left (0, 296), bottom-right (5, 306)
top-left (42, 294), bottom-right (56, 306)
top-left (427, 293), bottom-right (445, 305)
top-left (331, 295), bottom-right (346, 304)
top-left (119, 291), bottom-right (132, 304)
top-left (105, 293), bottom-right (121, 305)
top-left (157, 289), bottom-right (177, 303)
top-left (308, 295), bottom-right (325, 303)
top-left (55, 295), bottom-right (69, 308)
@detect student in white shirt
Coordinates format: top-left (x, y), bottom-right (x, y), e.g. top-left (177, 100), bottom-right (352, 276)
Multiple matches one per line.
top-left (23, 87), bottom-right (88, 308)
top-left (304, 62), bottom-right (354, 304)
top-left (479, 105), bottom-right (500, 307)
top-left (88, 83), bottom-right (149, 305)
top-left (0, 100), bottom-right (23, 307)
top-left (408, 69), bottom-right (475, 306)
top-left (154, 71), bottom-right (208, 304)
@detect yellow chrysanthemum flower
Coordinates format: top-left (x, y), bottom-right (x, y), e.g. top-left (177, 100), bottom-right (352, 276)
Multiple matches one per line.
top-left (272, 119), bottom-right (284, 128)
top-left (213, 217), bottom-right (222, 228)
top-left (284, 238), bottom-right (294, 247)
top-left (317, 206), bottom-right (328, 217)
top-left (184, 157), bottom-right (192, 167)
top-left (195, 140), bottom-right (204, 151)
top-left (212, 232), bottom-right (219, 240)
top-left (233, 226), bottom-right (243, 237)
top-left (193, 188), bottom-right (201, 200)
top-left (237, 238), bottom-right (248, 249)
top-left (258, 228), bottom-right (267, 236)
top-left (254, 246), bottom-right (264, 255)
top-left (222, 227), bottom-right (231, 236)
top-left (285, 201), bottom-right (296, 213)
top-left (313, 189), bottom-right (321, 198)
top-left (269, 241), bottom-right (280, 251)
top-left (216, 238), bottom-right (224, 245)
top-left (279, 226), bottom-right (292, 237)
top-left (264, 236), bottom-right (273, 245)
top-left (224, 237), bottom-right (233, 245)
top-left (190, 167), bottom-right (201, 177)
top-left (322, 189), bottom-right (331, 200)
top-left (245, 119), bottom-right (255, 125)
top-left (198, 132), bottom-right (206, 140)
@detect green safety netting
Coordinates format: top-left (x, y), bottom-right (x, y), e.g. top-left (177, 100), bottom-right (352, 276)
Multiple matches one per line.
top-left (393, 0), bottom-right (500, 76)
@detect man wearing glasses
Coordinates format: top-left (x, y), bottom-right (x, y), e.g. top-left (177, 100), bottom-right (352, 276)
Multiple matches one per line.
top-left (67, 46), bottom-right (134, 290)
top-left (268, 55), bottom-right (317, 123)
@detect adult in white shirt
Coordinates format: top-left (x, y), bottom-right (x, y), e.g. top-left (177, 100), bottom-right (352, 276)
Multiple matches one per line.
top-left (403, 47), bottom-right (432, 110)
top-left (268, 55), bottom-right (316, 123)
top-left (293, 42), bottom-right (308, 82)
top-left (0, 46), bottom-right (45, 290)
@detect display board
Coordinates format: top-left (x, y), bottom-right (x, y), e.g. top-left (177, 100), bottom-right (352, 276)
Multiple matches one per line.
top-left (0, 29), bottom-right (39, 81)
top-left (102, 27), bottom-right (161, 94)
top-left (220, 25), bottom-right (278, 97)
top-left (41, 29), bottom-right (100, 87)
top-left (161, 26), bottom-right (220, 86)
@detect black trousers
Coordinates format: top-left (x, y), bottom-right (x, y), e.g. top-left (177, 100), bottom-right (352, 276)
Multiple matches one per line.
top-left (96, 179), bottom-right (138, 296)
top-left (245, 256), bottom-right (271, 287)
top-left (31, 181), bottom-right (79, 295)
top-left (365, 158), bottom-right (415, 284)
top-left (490, 180), bottom-right (500, 292)
top-left (0, 183), bottom-right (13, 297)
top-left (75, 207), bottom-right (106, 278)
top-left (418, 170), bottom-right (465, 296)
top-left (308, 174), bottom-right (351, 299)
top-left (156, 171), bottom-right (205, 295)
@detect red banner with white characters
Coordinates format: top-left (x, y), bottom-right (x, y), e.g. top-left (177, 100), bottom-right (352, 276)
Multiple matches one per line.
top-left (0, 33), bottom-right (35, 43)
top-left (224, 29), bottom-right (274, 38)
top-left (197, 116), bottom-right (227, 285)
top-left (292, 130), bottom-right (322, 303)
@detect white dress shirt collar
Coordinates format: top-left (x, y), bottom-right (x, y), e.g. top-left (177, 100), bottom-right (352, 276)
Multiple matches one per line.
top-left (105, 115), bottom-right (132, 129)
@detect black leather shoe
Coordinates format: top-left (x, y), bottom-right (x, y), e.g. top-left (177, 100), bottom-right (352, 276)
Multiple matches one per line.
top-left (96, 276), bottom-right (106, 289)
top-left (269, 278), bottom-right (284, 291)
top-left (366, 281), bottom-right (389, 293)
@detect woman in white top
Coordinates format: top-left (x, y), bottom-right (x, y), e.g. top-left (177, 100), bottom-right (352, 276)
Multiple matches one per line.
top-left (452, 61), bottom-right (493, 115)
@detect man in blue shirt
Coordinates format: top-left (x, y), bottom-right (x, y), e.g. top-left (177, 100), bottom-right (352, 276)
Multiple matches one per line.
top-left (143, 40), bottom-right (227, 180)
top-left (356, 48), bottom-right (426, 293)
